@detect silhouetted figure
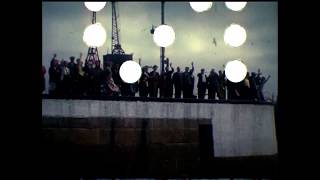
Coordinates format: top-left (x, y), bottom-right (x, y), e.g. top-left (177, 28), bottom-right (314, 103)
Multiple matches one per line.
top-left (217, 70), bottom-right (226, 100)
top-left (48, 54), bottom-right (61, 95)
top-left (84, 60), bottom-right (96, 96)
top-left (93, 60), bottom-right (103, 96)
top-left (42, 65), bottom-right (46, 93)
top-left (249, 72), bottom-right (258, 100)
top-left (159, 70), bottom-right (166, 98)
top-left (139, 66), bottom-right (149, 97)
top-left (74, 58), bottom-right (86, 96)
top-left (191, 73), bottom-right (196, 98)
top-left (68, 56), bottom-right (77, 93)
top-left (112, 63), bottom-right (121, 87)
top-left (226, 80), bottom-right (239, 100)
top-left (257, 75), bottom-right (271, 102)
top-left (122, 82), bottom-right (138, 97)
top-left (207, 69), bottom-right (219, 100)
top-left (255, 69), bottom-right (262, 97)
top-left (172, 66), bottom-right (183, 99)
top-left (183, 62), bottom-right (194, 98)
top-left (164, 62), bottom-right (174, 98)
top-left (148, 65), bottom-right (160, 97)
top-left (59, 60), bottom-right (71, 95)
top-left (238, 73), bottom-right (251, 100)
top-left (197, 68), bottom-right (207, 99)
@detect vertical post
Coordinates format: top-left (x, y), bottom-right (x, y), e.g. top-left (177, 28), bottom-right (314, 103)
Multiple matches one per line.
top-left (160, 1), bottom-right (165, 75)
top-left (92, 11), bottom-right (96, 24)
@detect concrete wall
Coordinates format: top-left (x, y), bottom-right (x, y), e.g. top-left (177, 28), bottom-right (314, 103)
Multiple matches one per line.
top-left (42, 99), bottom-right (277, 157)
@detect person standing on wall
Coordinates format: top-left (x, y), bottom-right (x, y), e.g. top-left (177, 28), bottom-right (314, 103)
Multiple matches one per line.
top-left (182, 62), bottom-right (194, 98)
top-left (148, 65), bottom-right (160, 98)
top-left (197, 68), bottom-right (207, 99)
top-left (172, 66), bottom-right (183, 99)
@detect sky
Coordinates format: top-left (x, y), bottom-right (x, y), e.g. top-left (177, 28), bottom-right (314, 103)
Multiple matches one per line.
top-left (42, 1), bottom-right (278, 98)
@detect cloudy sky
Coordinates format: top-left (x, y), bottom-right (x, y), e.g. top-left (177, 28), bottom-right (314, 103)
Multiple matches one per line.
top-left (42, 1), bottom-right (278, 98)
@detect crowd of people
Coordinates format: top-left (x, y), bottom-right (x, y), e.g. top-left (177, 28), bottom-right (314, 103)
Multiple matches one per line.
top-left (42, 54), bottom-right (271, 102)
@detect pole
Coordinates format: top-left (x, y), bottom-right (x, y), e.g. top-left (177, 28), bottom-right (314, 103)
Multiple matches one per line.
top-left (92, 12), bottom-right (96, 24)
top-left (160, 1), bottom-right (165, 75)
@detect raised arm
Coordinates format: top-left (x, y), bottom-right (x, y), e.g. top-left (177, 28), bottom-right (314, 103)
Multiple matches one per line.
top-left (190, 62), bottom-right (194, 74)
top-left (265, 75), bottom-right (271, 83)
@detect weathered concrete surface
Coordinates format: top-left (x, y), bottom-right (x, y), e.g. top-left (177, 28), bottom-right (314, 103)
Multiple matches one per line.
top-left (42, 99), bottom-right (277, 157)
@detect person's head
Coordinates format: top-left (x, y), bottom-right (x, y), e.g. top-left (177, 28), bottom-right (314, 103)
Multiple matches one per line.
top-left (185, 67), bottom-right (189, 72)
top-left (201, 68), bottom-right (205, 74)
top-left (251, 72), bottom-right (256, 77)
top-left (261, 77), bottom-right (266, 81)
top-left (219, 70), bottom-right (223, 75)
top-left (70, 56), bottom-right (75, 63)
top-left (153, 65), bottom-right (158, 71)
top-left (177, 66), bottom-right (180, 72)
top-left (210, 69), bottom-right (215, 75)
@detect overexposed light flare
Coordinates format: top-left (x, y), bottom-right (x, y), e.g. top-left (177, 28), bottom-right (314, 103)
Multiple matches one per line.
top-left (83, 23), bottom-right (107, 47)
top-left (189, 2), bottom-right (213, 13)
top-left (153, 24), bottom-right (176, 47)
top-left (119, 60), bottom-right (142, 83)
top-left (224, 24), bottom-right (247, 47)
top-left (225, 2), bottom-right (247, 11)
top-left (225, 59), bottom-right (247, 83)
top-left (84, 2), bottom-right (107, 12)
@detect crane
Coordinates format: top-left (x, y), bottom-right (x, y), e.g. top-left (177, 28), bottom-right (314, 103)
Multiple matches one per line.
top-left (103, 1), bottom-right (133, 69)
top-left (111, 1), bottom-right (125, 55)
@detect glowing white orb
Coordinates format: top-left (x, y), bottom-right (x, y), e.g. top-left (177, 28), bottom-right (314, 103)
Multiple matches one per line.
top-left (119, 61), bottom-right (142, 84)
top-left (225, 60), bottom-right (247, 83)
top-left (83, 23), bottom-right (107, 47)
top-left (153, 24), bottom-right (175, 47)
top-left (189, 2), bottom-right (213, 12)
top-left (224, 24), bottom-right (247, 47)
top-left (225, 2), bottom-right (247, 11)
top-left (84, 2), bottom-right (106, 12)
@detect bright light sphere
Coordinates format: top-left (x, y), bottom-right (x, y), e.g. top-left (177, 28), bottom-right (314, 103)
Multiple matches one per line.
top-left (153, 24), bottom-right (175, 47)
top-left (83, 23), bottom-right (107, 47)
top-left (225, 2), bottom-right (247, 11)
top-left (84, 2), bottom-right (106, 12)
top-left (225, 60), bottom-right (247, 83)
top-left (189, 2), bottom-right (213, 12)
top-left (224, 24), bottom-right (247, 47)
top-left (119, 61), bottom-right (142, 84)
